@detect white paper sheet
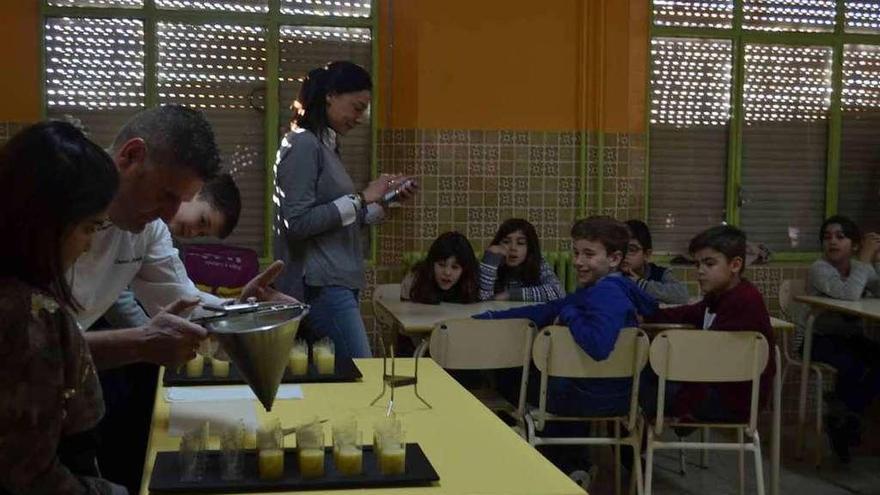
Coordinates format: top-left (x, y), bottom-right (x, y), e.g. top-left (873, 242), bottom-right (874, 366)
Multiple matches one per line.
top-left (168, 400), bottom-right (257, 436)
top-left (164, 384), bottom-right (304, 402)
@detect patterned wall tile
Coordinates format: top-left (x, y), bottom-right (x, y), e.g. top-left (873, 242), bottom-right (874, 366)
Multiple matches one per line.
top-left (374, 127), bottom-right (646, 294)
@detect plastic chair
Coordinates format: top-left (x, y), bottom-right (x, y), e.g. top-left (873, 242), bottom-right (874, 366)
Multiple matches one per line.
top-left (778, 279), bottom-right (836, 467)
top-left (645, 330), bottom-right (769, 495)
top-left (429, 318), bottom-right (536, 427)
top-left (372, 283), bottom-right (402, 357)
top-left (527, 326), bottom-right (649, 495)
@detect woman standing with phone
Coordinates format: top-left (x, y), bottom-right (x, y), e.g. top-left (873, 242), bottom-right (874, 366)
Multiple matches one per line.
top-left (273, 61), bottom-right (416, 358)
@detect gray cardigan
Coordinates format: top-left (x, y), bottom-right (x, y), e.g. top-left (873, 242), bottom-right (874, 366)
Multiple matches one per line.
top-left (273, 129), bottom-right (382, 300)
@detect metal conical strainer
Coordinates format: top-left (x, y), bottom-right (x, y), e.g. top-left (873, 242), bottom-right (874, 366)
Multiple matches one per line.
top-left (196, 302), bottom-right (308, 411)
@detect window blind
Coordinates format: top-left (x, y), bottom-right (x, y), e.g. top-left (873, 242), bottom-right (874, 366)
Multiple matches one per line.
top-left (649, 37), bottom-right (732, 254)
top-left (840, 44), bottom-right (880, 232)
top-left (845, 1), bottom-right (880, 34)
top-left (740, 44), bottom-right (831, 252)
top-left (45, 16), bottom-right (145, 148)
top-left (281, 0), bottom-right (370, 17)
top-left (48, 0), bottom-right (143, 7)
top-left (155, 0), bottom-right (267, 12)
top-left (652, 0), bottom-right (734, 29)
top-left (158, 22), bottom-right (267, 254)
top-left (743, 0), bottom-right (836, 32)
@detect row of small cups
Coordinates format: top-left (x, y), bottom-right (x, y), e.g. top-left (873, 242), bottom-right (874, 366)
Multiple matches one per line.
top-left (182, 337), bottom-right (337, 378)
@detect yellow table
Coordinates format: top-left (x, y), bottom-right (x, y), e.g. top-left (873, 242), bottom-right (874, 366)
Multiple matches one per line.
top-left (375, 298), bottom-right (537, 334)
top-left (792, 295), bottom-right (880, 460)
top-left (140, 358), bottom-right (583, 495)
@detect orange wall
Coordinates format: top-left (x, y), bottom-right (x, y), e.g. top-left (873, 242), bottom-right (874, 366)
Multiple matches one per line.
top-left (0, 1), bottom-right (40, 122)
top-left (0, 1), bottom-right (646, 131)
top-left (379, 0), bottom-right (647, 133)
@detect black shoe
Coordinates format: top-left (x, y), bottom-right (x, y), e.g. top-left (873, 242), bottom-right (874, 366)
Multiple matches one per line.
top-left (826, 415), bottom-right (852, 464)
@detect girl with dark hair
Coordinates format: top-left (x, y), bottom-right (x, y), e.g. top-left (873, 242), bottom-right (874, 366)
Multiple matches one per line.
top-left (273, 61), bottom-right (417, 358)
top-left (0, 121), bottom-right (126, 494)
top-left (401, 232), bottom-right (480, 304)
top-left (805, 215), bottom-right (880, 462)
top-left (479, 218), bottom-right (564, 301)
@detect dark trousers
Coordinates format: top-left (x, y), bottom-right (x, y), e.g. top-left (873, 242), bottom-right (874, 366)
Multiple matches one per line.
top-left (811, 334), bottom-right (880, 414)
top-left (96, 362), bottom-right (158, 494)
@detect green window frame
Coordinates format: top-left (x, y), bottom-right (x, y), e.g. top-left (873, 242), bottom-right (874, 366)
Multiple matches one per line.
top-left (39, 0), bottom-right (380, 265)
top-left (646, 0), bottom-right (880, 261)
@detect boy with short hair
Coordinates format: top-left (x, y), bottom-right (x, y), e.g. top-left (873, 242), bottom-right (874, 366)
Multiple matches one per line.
top-left (474, 216), bottom-right (657, 484)
top-left (806, 215), bottom-right (880, 462)
top-left (622, 219), bottom-right (690, 305)
top-left (168, 172), bottom-right (242, 240)
top-left (102, 173), bottom-right (242, 328)
top-left (643, 225), bottom-right (775, 422)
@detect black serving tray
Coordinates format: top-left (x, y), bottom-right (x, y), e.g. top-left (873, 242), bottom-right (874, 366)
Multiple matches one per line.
top-left (163, 358), bottom-right (362, 386)
top-left (148, 443), bottom-right (439, 493)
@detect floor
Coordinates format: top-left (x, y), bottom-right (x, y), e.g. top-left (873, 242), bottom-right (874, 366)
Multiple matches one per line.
top-left (585, 425), bottom-right (880, 495)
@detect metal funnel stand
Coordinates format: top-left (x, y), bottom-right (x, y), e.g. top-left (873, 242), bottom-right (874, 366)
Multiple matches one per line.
top-left (197, 303), bottom-right (308, 411)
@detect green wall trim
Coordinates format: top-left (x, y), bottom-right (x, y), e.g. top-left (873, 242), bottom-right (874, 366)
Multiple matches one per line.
top-left (652, 253), bottom-right (818, 265)
top-left (143, 0), bottom-right (157, 108)
top-left (825, 0), bottom-right (845, 218)
top-left (369, 0), bottom-right (379, 265)
top-left (262, 0), bottom-right (281, 260)
top-left (595, 131), bottom-right (604, 213)
top-left (38, 2), bottom-right (47, 120)
top-left (725, 2), bottom-right (744, 227)
top-left (643, 1), bottom-right (654, 223)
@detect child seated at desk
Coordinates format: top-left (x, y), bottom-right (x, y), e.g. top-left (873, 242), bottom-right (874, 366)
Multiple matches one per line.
top-left (642, 225), bottom-right (775, 423)
top-left (400, 231), bottom-right (480, 304)
top-left (621, 219), bottom-right (690, 305)
top-left (473, 216), bottom-right (656, 482)
top-left (806, 215), bottom-right (880, 462)
top-left (478, 218), bottom-right (565, 302)
top-left (0, 122), bottom-right (126, 494)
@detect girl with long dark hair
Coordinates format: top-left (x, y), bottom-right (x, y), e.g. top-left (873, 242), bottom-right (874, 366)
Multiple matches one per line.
top-left (0, 121), bottom-right (125, 494)
top-left (479, 218), bottom-right (564, 301)
top-left (401, 232), bottom-right (480, 304)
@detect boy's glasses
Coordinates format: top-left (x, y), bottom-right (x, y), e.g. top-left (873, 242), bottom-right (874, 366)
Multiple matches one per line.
top-left (627, 244), bottom-right (643, 253)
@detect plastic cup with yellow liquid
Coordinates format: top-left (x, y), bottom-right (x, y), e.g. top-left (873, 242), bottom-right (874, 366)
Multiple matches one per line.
top-left (288, 339), bottom-right (309, 375)
top-left (312, 338), bottom-right (336, 375)
top-left (296, 421), bottom-right (326, 479)
top-left (210, 357), bottom-right (230, 378)
top-left (257, 419), bottom-right (285, 480)
top-left (185, 354), bottom-right (204, 377)
top-left (373, 416), bottom-right (405, 475)
top-left (332, 418), bottom-right (362, 476)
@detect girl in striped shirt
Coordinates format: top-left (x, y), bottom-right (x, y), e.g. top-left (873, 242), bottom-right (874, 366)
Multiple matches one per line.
top-left (479, 218), bottom-right (565, 302)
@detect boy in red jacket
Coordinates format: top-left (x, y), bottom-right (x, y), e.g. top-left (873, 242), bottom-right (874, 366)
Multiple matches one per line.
top-left (643, 225), bottom-right (775, 422)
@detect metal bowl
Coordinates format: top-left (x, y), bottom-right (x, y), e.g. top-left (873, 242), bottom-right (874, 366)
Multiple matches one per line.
top-left (205, 304), bottom-right (309, 411)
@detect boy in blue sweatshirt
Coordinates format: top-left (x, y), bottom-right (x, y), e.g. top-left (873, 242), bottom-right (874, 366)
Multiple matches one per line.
top-left (474, 216), bottom-right (656, 484)
top-left (475, 215), bottom-right (657, 415)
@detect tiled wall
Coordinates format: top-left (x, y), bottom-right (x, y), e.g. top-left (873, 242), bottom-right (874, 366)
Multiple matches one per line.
top-left (363, 127), bottom-right (814, 354)
top-left (375, 128), bottom-right (647, 265)
top-left (669, 263), bottom-right (812, 317)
